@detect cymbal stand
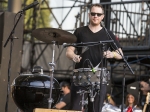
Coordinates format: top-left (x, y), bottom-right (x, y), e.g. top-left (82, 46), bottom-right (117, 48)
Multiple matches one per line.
top-left (77, 90), bottom-right (88, 112)
top-left (48, 41), bottom-right (56, 109)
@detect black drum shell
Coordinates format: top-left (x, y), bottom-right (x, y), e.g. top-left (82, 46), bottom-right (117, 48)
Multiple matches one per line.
top-left (11, 74), bottom-right (60, 112)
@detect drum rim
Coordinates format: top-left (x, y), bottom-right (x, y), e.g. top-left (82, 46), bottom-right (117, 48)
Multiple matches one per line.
top-left (73, 67), bottom-right (106, 72)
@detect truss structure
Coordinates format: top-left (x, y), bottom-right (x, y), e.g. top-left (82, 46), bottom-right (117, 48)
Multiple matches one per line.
top-left (22, 0), bottom-right (150, 82)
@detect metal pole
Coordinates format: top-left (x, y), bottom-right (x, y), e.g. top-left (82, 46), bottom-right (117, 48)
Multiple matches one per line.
top-left (48, 41), bottom-right (56, 108)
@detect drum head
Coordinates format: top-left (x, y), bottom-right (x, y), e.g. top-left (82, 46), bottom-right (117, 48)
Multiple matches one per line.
top-left (11, 74), bottom-right (60, 112)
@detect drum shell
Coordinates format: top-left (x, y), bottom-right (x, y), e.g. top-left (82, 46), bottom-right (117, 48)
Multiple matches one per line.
top-left (11, 74), bottom-right (60, 112)
top-left (73, 68), bottom-right (109, 86)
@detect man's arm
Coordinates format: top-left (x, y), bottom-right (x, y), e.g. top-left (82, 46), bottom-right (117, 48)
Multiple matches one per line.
top-left (107, 94), bottom-right (116, 106)
top-left (66, 46), bottom-right (81, 63)
top-left (55, 101), bottom-right (66, 109)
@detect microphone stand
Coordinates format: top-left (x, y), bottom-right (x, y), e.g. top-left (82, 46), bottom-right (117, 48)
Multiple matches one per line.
top-left (98, 43), bottom-right (107, 112)
top-left (101, 21), bottom-right (134, 112)
top-left (3, 11), bottom-right (23, 112)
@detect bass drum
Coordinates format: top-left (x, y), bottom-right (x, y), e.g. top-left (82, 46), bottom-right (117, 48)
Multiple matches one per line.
top-left (11, 74), bottom-right (60, 112)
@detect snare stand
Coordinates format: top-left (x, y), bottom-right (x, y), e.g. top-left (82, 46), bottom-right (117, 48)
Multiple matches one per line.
top-left (48, 41), bottom-right (56, 109)
top-left (77, 90), bottom-right (88, 112)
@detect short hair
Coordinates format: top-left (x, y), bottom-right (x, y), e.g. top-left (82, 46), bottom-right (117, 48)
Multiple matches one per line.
top-left (89, 3), bottom-right (104, 14)
top-left (60, 81), bottom-right (70, 89)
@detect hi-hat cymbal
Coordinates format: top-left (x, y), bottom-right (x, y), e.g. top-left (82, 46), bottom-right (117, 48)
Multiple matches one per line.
top-left (32, 28), bottom-right (77, 45)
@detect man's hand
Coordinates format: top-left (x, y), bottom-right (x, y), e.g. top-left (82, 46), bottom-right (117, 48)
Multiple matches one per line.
top-left (103, 48), bottom-right (123, 60)
top-left (72, 54), bottom-right (82, 63)
top-left (140, 81), bottom-right (150, 95)
top-left (103, 50), bottom-right (114, 58)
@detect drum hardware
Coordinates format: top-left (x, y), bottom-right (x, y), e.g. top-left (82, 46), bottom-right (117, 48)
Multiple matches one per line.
top-left (32, 28), bottom-right (77, 109)
top-left (47, 41), bottom-right (56, 109)
top-left (76, 85), bottom-right (98, 112)
top-left (32, 66), bottom-right (44, 74)
top-left (63, 40), bottom-right (114, 48)
top-left (70, 42), bottom-right (113, 112)
top-left (77, 90), bottom-right (88, 112)
top-left (73, 68), bottom-right (110, 87)
top-left (89, 84), bottom-right (97, 102)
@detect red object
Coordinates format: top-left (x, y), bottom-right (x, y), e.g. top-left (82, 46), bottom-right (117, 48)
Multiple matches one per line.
top-left (127, 107), bottom-right (132, 112)
top-left (115, 35), bottom-right (119, 41)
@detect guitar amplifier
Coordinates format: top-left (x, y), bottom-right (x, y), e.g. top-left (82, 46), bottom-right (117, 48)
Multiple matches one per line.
top-left (34, 108), bottom-right (82, 112)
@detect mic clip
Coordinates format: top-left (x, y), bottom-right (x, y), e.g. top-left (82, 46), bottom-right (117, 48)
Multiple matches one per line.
top-left (87, 60), bottom-right (96, 74)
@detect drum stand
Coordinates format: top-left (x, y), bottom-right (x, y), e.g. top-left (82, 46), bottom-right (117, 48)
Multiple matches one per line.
top-left (48, 41), bottom-right (56, 109)
top-left (77, 90), bottom-right (88, 112)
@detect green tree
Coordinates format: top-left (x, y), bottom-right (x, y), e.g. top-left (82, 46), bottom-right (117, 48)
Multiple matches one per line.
top-left (24, 0), bottom-right (51, 30)
top-left (23, 0), bottom-right (52, 41)
top-left (0, 0), bottom-right (8, 11)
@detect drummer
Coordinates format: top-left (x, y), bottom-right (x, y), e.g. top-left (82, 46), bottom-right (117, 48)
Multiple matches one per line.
top-left (66, 3), bottom-right (123, 112)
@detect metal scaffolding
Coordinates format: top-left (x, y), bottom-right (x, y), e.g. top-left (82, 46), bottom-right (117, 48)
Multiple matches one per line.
top-left (0, 0), bottom-right (150, 108)
top-left (21, 0), bottom-right (150, 77)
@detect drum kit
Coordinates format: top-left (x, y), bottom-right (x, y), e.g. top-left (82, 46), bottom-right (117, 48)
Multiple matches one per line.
top-left (11, 28), bottom-right (119, 112)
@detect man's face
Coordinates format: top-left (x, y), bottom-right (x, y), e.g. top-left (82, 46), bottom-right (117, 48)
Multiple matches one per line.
top-left (89, 6), bottom-right (104, 26)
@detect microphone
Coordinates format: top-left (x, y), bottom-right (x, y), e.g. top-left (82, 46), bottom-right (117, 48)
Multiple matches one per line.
top-left (22, 1), bottom-right (39, 12)
top-left (63, 43), bottom-right (77, 47)
top-left (88, 60), bottom-right (96, 74)
top-left (100, 21), bottom-right (105, 27)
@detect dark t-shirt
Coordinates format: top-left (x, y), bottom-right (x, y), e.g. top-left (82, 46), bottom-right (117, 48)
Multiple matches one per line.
top-left (74, 26), bottom-right (121, 68)
top-left (60, 93), bottom-right (71, 110)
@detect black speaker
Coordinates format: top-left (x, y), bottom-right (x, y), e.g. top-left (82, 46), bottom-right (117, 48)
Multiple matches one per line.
top-left (0, 12), bottom-right (23, 112)
top-left (127, 81), bottom-right (140, 100)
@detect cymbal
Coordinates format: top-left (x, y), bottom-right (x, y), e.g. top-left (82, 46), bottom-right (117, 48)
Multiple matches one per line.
top-left (32, 28), bottom-right (77, 45)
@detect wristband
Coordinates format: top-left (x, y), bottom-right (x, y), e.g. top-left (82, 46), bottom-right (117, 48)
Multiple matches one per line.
top-left (113, 52), bottom-right (116, 58)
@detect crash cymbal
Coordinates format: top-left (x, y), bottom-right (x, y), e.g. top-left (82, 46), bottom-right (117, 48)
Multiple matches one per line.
top-left (32, 28), bottom-right (77, 45)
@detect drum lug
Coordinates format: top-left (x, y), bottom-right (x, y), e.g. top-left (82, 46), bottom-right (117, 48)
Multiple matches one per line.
top-left (107, 71), bottom-right (110, 80)
top-left (87, 74), bottom-right (91, 79)
top-left (96, 74), bottom-right (100, 79)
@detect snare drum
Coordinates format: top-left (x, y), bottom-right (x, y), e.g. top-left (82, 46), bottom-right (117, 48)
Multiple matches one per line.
top-left (72, 68), bottom-right (110, 86)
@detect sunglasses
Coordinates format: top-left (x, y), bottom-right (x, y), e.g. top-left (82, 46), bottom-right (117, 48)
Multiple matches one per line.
top-left (90, 12), bottom-right (103, 17)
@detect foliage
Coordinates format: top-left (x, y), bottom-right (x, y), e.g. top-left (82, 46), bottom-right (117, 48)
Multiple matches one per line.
top-left (0, 0), bottom-right (8, 11)
top-left (24, 0), bottom-right (51, 30)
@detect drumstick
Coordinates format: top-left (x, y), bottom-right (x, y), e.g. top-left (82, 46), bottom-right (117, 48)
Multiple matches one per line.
top-left (79, 46), bottom-right (89, 57)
